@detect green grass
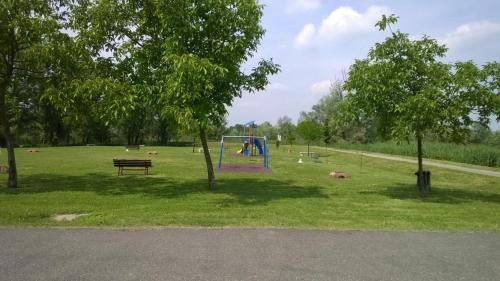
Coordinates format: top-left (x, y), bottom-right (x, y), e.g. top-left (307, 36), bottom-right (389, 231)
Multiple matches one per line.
top-left (0, 145), bottom-right (499, 231)
top-left (334, 141), bottom-right (500, 168)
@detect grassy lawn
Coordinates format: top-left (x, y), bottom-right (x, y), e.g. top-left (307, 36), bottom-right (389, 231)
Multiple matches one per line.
top-left (0, 145), bottom-right (499, 231)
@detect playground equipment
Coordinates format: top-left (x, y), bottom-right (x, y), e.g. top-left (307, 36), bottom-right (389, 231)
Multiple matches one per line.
top-left (238, 121), bottom-right (264, 156)
top-left (217, 135), bottom-right (269, 171)
top-left (238, 137), bottom-right (264, 156)
top-left (217, 121), bottom-right (270, 172)
top-left (230, 121), bottom-right (265, 157)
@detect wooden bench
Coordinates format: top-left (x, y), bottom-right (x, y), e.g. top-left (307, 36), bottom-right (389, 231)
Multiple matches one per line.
top-left (125, 145), bottom-right (140, 150)
top-left (113, 159), bottom-right (152, 176)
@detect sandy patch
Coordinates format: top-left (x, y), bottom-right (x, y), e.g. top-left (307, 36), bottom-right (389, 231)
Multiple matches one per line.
top-left (53, 214), bottom-right (89, 222)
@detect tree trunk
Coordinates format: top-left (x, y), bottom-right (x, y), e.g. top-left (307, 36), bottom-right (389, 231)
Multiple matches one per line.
top-left (199, 126), bottom-right (215, 190)
top-left (417, 134), bottom-right (425, 194)
top-left (307, 143), bottom-right (310, 156)
top-left (0, 84), bottom-right (18, 189)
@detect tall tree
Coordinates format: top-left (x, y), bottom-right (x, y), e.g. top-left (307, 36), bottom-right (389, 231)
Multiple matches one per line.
top-left (156, 0), bottom-right (279, 189)
top-left (301, 81), bottom-right (377, 144)
top-left (255, 121), bottom-right (277, 140)
top-left (0, 0), bottom-right (69, 188)
top-left (296, 119), bottom-right (322, 156)
top-left (66, 0), bottom-right (279, 190)
top-left (344, 15), bottom-right (499, 194)
top-left (277, 116), bottom-right (296, 147)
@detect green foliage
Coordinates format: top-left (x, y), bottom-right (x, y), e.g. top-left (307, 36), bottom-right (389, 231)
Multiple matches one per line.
top-left (300, 82), bottom-right (378, 144)
top-left (0, 0), bottom-right (70, 120)
top-left (481, 62), bottom-right (500, 119)
top-left (277, 116), bottom-right (296, 145)
top-left (334, 141), bottom-right (500, 168)
top-left (375, 14), bottom-right (399, 32)
top-left (155, 0), bottom-right (280, 128)
top-left (486, 131), bottom-right (500, 146)
top-left (161, 54), bottom-right (228, 127)
top-left (296, 120), bottom-right (322, 144)
top-left (65, 0), bottom-right (279, 189)
top-left (254, 121), bottom-right (277, 139)
top-left (343, 14), bottom-right (499, 193)
top-left (0, 0), bottom-right (73, 187)
top-left (345, 16), bottom-right (498, 143)
top-left (468, 122), bottom-right (492, 144)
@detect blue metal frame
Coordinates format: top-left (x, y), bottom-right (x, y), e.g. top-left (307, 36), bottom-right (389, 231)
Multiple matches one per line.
top-left (218, 135), bottom-right (270, 170)
top-left (217, 140), bottom-right (224, 169)
top-left (263, 137), bottom-right (269, 168)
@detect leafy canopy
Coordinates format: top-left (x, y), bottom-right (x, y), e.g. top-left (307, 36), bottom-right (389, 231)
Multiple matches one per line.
top-left (157, 0), bottom-right (280, 128)
top-left (344, 15), bottom-right (498, 142)
top-left (296, 119), bottom-right (322, 144)
top-left (60, 0), bottom-right (279, 130)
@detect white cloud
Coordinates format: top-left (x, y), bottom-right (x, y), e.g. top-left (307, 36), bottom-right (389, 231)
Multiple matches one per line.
top-left (286, 0), bottom-right (321, 14)
top-left (266, 83), bottom-right (289, 92)
top-left (310, 80), bottom-right (331, 95)
top-left (442, 21), bottom-right (500, 49)
top-left (295, 6), bottom-right (391, 48)
top-left (295, 24), bottom-right (316, 47)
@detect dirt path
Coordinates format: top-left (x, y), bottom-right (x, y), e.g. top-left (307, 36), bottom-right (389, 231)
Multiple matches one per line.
top-left (326, 148), bottom-right (500, 178)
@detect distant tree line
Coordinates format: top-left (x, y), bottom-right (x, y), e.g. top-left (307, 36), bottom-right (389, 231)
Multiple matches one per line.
top-left (295, 81), bottom-right (500, 147)
top-left (4, 78), bottom-right (496, 149)
top-left (0, 104), bottom-right (185, 147)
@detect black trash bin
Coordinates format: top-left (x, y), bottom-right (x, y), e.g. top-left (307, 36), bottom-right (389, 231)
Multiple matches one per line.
top-left (414, 170), bottom-right (431, 190)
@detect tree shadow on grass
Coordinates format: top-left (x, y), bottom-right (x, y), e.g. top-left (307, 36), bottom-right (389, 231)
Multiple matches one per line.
top-left (214, 179), bottom-right (329, 205)
top-left (1, 173), bottom-right (329, 206)
top-left (361, 183), bottom-right (500, 204)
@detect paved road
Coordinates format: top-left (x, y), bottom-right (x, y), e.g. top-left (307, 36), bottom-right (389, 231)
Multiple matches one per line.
top-left (1, 228), bottom-right (499, 281)
top-left (325, 148), bottom-right (500, 178)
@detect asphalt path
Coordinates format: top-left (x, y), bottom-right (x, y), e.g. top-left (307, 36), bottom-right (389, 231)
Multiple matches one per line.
top-left (1, 228), bottom-right (499, 281)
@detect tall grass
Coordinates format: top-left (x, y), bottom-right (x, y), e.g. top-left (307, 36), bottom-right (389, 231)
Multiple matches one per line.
top-left (334, 142), bottom-right (500, 167)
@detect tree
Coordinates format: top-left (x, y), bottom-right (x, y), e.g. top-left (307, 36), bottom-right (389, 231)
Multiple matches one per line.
top-left (0, 0), bottom-right (69, 188)
top-left (66, 0), bottom-right (279, 190)
top-left (301, 81), bottom-right (378, 144)
top-left (296, 119), bottom-right (322, 156)
top-left (277, 116), bottom-right (296, 147)
top-left (468, 122), bottom-right (492, 144)
top-left (255, 121), bottom-right (277, 140)
top-left (157, 1), bottom-right (279, 189)
top-left (344, 15), bottom-right (499, 194)
top-left (486, 131), bottom-right (500, 147)
top-left (310, 82), bottom-right (344, 144)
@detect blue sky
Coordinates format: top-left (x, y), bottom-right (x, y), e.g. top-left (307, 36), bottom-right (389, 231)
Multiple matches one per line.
top-left (226, 0), bottom-right (500, 128)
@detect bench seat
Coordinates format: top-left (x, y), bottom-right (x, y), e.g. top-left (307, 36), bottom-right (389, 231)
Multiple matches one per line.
top-left (113, 159), bottom-right (152, 176)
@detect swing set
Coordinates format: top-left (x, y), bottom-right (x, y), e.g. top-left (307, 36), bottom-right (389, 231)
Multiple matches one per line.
top-left (217, 121), bottom-right (270, 172)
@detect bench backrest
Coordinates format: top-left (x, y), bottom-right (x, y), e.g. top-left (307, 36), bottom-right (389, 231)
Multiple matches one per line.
top-left (113, 159), bottom-right (152, 167)
top-left (125, 145), bottom-right (140, 150)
